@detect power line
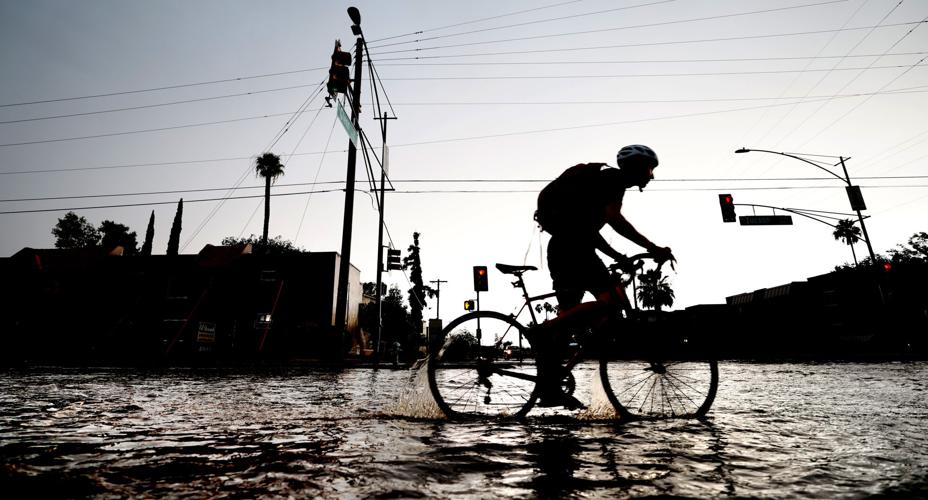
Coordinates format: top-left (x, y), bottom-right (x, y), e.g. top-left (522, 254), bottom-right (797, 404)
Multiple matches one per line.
top-left (0, 67), bottom-right (327, 108)
top-left (0, 189), bottom-right (345, 215)
top-left (9, 183), bottom-right (928, 215)
top-left (367, 0), bottom-right (588, 43)
top-left (381, 92), bottom-right (925, 149)
top-left (369, 0), bottom-right (676, 48)
top-left (0, 83), bottom-right (317, 125)
top-left (376, 51), bottom-right (927, 66)
top-left (373, 4), bottom-right (903, 56)
top-left (373, 64), bottom-right (919, 80)
top-left (375, 88), bottom-right (928, 105)
top-left (371, 22), bottom-right (925, 61)
top-left (6, 175), bottom-right (928, 203)
top-left (0, 110), bottom-right (315, 148)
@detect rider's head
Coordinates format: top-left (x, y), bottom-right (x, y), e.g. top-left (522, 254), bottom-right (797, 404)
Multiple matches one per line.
top-left (616, 144), bottom-right (658, 191)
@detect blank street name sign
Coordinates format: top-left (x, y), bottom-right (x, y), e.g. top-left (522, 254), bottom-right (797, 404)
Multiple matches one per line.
top-left (739, 215), bottom-right (793, 226)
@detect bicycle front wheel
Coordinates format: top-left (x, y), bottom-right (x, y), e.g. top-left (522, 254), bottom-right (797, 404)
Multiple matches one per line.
top-left (600, 344), bottom-right (717, 419)
top-left (427, 311), bottom-right (538, 419)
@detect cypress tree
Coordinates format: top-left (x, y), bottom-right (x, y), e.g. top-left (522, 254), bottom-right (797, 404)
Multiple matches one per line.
top-left (166, 199), bottom-right (183, 256)
top-left (141, 210), bottom-right (155, 256)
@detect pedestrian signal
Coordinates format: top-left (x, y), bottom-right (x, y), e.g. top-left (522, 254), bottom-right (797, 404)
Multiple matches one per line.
top-left (719, 194), bottom-right (736, 223)
top-left (464, 300), bottom-right (475, 311)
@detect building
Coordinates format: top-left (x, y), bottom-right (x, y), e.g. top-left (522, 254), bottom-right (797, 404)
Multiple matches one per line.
top-left (0, 245), bottom-right (361, 364)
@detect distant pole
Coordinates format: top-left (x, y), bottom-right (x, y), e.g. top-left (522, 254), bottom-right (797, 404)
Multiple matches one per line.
top-left (333, 19), bottom-right (364, 339)
top-left (373, 111), bottom-right (396, 365)
top-left (429, 279), bottom-right (448, 319)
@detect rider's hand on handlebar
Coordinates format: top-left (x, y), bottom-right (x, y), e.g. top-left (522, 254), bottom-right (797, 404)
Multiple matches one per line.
top-left (649, 246), bottom-right (676, 268)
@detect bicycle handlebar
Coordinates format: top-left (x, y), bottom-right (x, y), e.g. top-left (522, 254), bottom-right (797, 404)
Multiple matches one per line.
top-left (608, 252), bottom-right (676, 275)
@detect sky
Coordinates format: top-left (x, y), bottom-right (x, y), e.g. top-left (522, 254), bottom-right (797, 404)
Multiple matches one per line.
top-left (1, 0), bottom-right (927, 320)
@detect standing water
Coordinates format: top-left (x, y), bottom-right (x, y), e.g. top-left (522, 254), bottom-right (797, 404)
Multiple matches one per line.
top-left (1, 362), bottom-right (927, 498)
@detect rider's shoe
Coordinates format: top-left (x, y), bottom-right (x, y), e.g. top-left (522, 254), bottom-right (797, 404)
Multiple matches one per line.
top-left (536, 390), bottom-right (586, 410)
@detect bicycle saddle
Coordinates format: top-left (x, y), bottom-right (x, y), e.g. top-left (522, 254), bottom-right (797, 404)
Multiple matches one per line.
top-left (495, 263), bottom-right (537, 275)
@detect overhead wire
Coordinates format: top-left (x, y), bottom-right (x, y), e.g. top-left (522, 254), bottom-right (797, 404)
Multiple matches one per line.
top-left (370, 1), bottom-right (852, 55)
top-left (5, 175), bottom-right (928, 203)
top-left (0, 67), bottom-right (327, 108)
top-left (366, 0), bottom-right (588, 43)
top-left (371, 22), bottom-right (925, 61)
top-left (368, 0), bottom-right (676, 49)
top-left (0, 83), bottom-right (319, 125)
top-left (372, 64), bottom-right (921, 80)
top-left (180, 81), bottom-right (327, 251)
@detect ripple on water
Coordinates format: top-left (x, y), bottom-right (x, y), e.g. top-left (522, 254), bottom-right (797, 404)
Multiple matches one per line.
top-left (0, 363), bottom-right (926, 498)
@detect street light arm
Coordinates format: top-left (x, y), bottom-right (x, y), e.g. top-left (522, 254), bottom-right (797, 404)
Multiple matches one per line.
top-left (735, 148), bottom-right (847, 184)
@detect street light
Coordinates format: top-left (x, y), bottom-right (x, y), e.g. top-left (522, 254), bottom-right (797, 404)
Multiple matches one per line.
top-left (734, 147), bottom-right (876, 262)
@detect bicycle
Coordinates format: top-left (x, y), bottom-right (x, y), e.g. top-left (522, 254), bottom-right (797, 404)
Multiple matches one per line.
top-left (427, 253), bottom-right (718, 420)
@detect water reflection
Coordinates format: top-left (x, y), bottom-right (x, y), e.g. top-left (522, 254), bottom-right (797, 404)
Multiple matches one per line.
top-left (1, 363), bottom-right (926, 498)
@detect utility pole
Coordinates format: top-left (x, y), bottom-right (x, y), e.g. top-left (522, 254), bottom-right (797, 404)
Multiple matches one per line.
top-left (429, 279), bottom-right (448, 319)
top-left (839, 156), bottom-right (876, 262)
top-left (373, 111), bottom-right (396, 365)
top-left (333, 9), bottom-right (364, 343)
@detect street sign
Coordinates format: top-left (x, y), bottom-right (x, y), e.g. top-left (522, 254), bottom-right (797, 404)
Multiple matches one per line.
top-left (336, 100), bottom-right (359, 147)
top-left (846, 185), bottom-right (867, 211)
top-left (739, 215), bottom-right (793, 226)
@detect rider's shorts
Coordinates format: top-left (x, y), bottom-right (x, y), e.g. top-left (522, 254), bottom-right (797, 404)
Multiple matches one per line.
top-left (547, 234), bottom-right (611, 310)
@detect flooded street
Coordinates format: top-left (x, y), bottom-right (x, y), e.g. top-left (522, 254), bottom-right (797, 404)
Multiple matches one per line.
top-left (2, 362), bottom-right (927, 498)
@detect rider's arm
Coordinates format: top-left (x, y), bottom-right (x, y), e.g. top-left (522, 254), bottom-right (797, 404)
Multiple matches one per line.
top-left (604, 201), bottom-right (673, 260)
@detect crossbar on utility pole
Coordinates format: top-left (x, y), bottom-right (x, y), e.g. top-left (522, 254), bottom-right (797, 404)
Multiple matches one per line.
top-left (333, 31), bottom-right (364, 342)
top-left (429, 279), bottom-right (447, 319)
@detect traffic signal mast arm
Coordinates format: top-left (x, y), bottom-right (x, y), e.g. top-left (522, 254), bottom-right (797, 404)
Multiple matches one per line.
top-left (734, 202), bottom-right (870, 237)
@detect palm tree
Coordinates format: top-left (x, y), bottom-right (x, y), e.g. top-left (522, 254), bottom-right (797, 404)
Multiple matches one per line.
top-left (637, 269), bottom-right (675, 312)
top-left (255, 152), bottom-right (285, 247)
top-left (833, 219), bottom-right (862, 266)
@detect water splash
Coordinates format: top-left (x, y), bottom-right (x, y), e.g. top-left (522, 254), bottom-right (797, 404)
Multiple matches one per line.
top-left (577, 368), bottom-right (619, 421)
top-left (385, 358), bottom-right (446, 420)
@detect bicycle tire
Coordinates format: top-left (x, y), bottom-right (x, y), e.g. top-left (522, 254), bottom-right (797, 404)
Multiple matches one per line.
top-left (427, 311), bottom-right (538, 419)
top-left (600, 342), bottom-right (718, 420)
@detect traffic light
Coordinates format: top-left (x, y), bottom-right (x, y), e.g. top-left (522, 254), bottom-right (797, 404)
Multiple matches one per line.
top-left (473, 266), bottom-right (488, 292)
top-left (883, 262), bottom-right (892, 273)
top-left (327, 41), bottom-right (352, 96)
top-left (386, 249), bottom-right (402, 271)
top-left (718, 194), bottom-right (736, 223)
top-left (464, 300), bottom-right (475, 311)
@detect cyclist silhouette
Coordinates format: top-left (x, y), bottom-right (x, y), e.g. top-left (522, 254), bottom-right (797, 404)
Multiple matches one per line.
top-left (531, 144), bottom-right (674, 408)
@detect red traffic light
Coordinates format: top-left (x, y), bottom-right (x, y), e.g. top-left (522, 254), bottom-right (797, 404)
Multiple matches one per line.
top-left (473, 266), bottom-right (489, 292)
top-left (718, 193), bottom-right (736, 223)
top-left (883, 263), bottom-right (892, 272)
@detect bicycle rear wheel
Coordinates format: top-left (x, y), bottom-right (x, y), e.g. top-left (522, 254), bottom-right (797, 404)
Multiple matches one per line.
top-left (427, 311), bottom-right (537, 419)
top-left (600, 339), bottom-right (717, 419)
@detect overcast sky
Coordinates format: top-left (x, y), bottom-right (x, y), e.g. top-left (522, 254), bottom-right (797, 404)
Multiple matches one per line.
top-left (1, 0), bottom-right (926, 317)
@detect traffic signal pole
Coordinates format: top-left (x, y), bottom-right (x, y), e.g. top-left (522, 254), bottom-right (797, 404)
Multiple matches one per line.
top-left (333, 34), bottom-right (364, 341)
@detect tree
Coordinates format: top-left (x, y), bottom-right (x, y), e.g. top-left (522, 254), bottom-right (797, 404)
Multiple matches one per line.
top-left (99, 220), bottom-right (138, 255)
top-left (52, 211), bottom-right (99, 249)
top-left (534, 302), bottom-right (557, 322)
top-left (166, 198), bottom-right (183, 256)
top-left (889, 231), bottom-right (928, 263)
top-left (358, 285), bottom-right (413, 351)
top-left (220, 235), bottom-right (303, 255)
top-left (403, 232), bottom-right (435, 335)
top-left (140, 211), bottom-right (155, 256)
top-left (833, 219), bottom-right (862, 266)
top-left (255, 152), bottom-right (285, 248)
top-left (637, 269), bottom-right (675, 312)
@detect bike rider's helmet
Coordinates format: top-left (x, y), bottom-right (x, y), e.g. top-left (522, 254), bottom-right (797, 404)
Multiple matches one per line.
top-left (616, 144), bottom-right (658, 169)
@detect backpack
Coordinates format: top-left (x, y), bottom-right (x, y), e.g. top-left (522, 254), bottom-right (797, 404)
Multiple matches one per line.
top-left (535, 163), bottom-right (606, 234)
